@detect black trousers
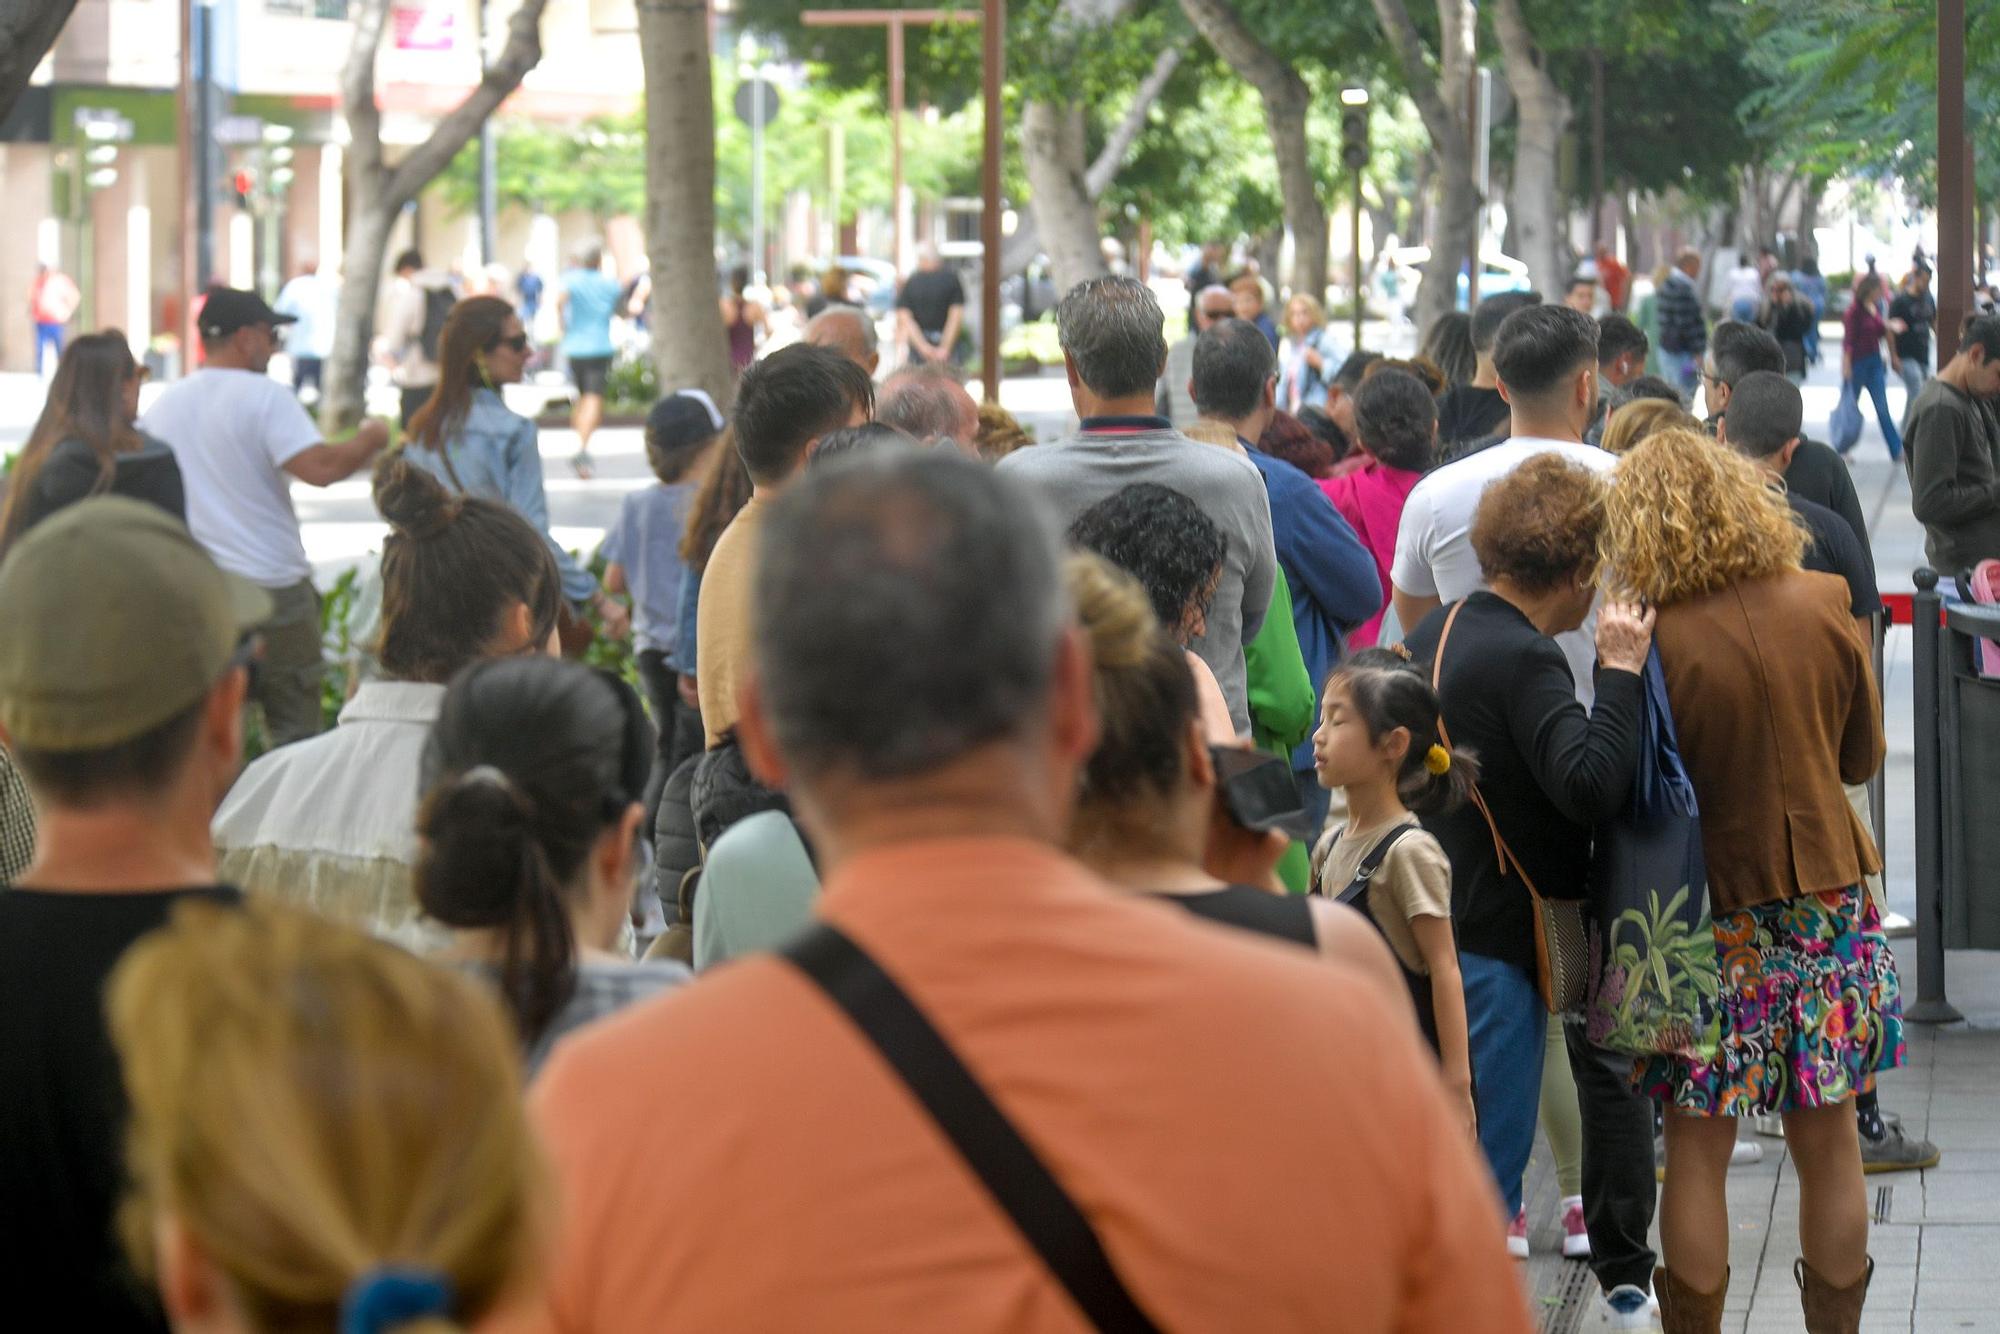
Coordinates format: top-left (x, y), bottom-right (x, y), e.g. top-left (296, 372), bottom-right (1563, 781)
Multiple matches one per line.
top-left (1566, 1020), bottom-right (1658, 1292)
top-left (636, 649), bottom-right (704, 833)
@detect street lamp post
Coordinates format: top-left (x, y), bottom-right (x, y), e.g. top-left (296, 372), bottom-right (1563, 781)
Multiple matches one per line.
top-left (1341, 87), bottom-right (1369, 355)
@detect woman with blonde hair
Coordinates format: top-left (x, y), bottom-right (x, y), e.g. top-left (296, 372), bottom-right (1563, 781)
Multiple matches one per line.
top-left (1603, 429), bottom-right (1897, 1334)
top-left (1277, 292), bottom-right (1339, 413)
top-left (108, 901), bottom-right (541, 1334)
top-left (1599, 397), bottom-right (1698, 456)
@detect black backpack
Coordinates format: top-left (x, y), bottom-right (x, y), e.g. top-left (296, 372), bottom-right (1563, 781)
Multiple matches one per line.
top-left (418, 285), bottom-right (455, 362)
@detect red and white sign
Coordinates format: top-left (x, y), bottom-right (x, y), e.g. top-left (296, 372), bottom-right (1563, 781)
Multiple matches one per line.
top-left (392, 4), bottom-right (458, 52)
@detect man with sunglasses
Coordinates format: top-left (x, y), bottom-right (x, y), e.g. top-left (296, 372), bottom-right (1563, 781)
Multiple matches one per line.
top-left (141, 286), bottom-right (390, 747)
top-left (1155, 283), bottom-right (1236, 426)
top-left (0, 497), bottom-right (265, 1330)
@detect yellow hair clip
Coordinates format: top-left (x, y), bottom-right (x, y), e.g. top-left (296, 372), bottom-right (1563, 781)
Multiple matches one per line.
top-left (1424, 744), bottom-right (1451, 776)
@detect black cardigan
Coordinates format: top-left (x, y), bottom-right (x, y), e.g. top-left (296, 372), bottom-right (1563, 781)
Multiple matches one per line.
top-left (1402, 593), bottom-right (1643, 974)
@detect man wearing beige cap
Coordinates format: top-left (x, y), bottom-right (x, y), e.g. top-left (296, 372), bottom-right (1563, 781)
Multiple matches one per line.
top-left (0, 496), bottom-right (267, 1329)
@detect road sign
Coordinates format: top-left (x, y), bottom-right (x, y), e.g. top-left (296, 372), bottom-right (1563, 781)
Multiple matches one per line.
top-left (732, 79), bottom-right (781, 127)
top-left (72, 107), bottom-right (134, 142)
top-left (214, 115), bottom-right (266, 146)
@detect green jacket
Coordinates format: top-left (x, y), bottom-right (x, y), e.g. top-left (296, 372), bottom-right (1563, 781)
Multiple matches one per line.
top-left (1243, 569), bottom-right (1316, 892)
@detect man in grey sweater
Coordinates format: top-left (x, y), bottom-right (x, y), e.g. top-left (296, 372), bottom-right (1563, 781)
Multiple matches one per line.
top-left (1000, 276), bottom-right (1277, 734)
top-left (1906, 314), bottom-right (2000, 573)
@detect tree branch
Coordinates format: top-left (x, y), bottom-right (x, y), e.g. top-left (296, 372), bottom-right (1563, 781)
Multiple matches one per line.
top-left (1176, 0), bottom-right (1306, 111)
top-left (1085, 44), bottom-right (1183, 199)
top-left (1369, 0), bottom-right (1468, 166)
top-left (385, 0), bottom-right (551, 206)
top-left (340, 0), bottom-right (391, 187)
top-left (0, 0), bottom-right (81, 126)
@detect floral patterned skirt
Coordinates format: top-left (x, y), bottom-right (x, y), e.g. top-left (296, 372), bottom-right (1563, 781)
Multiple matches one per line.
top-left (1637, 885), bottom-right (1905, 1116)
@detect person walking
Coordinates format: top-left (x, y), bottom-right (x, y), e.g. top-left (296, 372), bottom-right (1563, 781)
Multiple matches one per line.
top-left (1840, 273), bottom-right (1904, 461)
top-left (273, 258), bottom-right (337, 400)
top-left (1655, 249), bottom-right (1709, 394)
top-left (557, 241), bottom-right (621, 479)
top-left (140, 287), bottom-right (390, 747)
top-left (0, 496), bottom-right (264, 1332)
top-left (0, 331), bottom-right (182, 553)
top-left (1604, 431), bottom-right (1899, 1334)
top-left (519, 450), bottom-right (1531, 1333)
top-left (1889, 264), bottom-right (1938, 406)
top-left (377, 249), bottom-right (454, 428)
top-left (107, 903), bottom-right (541, 1334)
top-left (999, 276), bottom-right (1278, 736)
top-left (27, 261), bottom-right (79, 376)
top-left (402, 294), bottom-right (626, 640)
top-left (211, 457), bottom-right (562, 944)
top-left (1757, 274), bottom-right (1817, 383)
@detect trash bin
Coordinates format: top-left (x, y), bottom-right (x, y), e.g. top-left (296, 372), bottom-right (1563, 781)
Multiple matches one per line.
top-left (1942, 599), bottom-right (2000, 949)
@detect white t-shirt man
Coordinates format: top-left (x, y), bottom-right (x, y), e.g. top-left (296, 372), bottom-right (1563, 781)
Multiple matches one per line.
top-left (1391, 437), bottom-right (1616, 703)
top-left (141, 369), bottom-right (322, 589)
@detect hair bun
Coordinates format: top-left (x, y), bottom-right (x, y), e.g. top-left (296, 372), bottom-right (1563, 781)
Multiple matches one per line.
top-left (415, 769), bottom-right (537, 928)
top-left (374, 453), bottom-right (462, 542)
top-left (1065, 553), bottom-right (1159, 670)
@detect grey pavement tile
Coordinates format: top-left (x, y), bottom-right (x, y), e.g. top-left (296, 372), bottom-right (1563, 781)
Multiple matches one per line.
top-left (1924, 1120), bottom-right (2000, 1149)
top-left (1915, 1317), bottom-right (2000, 1334)
top-left (1914, 1225), bottom-right (2000, 1266)
top-left (1912, 1173), bottom-right (2000, 1224)
top-left (1917, 1279), bottom-right (1996, 1311)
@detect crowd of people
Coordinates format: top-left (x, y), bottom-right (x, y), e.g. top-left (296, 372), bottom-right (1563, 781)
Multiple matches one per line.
top-left (3, 240), bottom-right (1997, 1334)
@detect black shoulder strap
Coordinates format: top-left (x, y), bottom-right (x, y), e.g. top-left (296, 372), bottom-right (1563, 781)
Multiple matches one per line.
top-left (781, 925), bottom-right (1161, 1334)
top-left (1335, 823), bottom-right (1417, 907)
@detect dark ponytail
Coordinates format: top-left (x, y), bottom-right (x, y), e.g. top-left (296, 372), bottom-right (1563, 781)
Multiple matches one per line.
top-left (415, 658), bottom-right (654, 1047)
top-left (1328, 648), bottom-right (1480, 817)
top-left (373, 454), bottom-right (562, 683)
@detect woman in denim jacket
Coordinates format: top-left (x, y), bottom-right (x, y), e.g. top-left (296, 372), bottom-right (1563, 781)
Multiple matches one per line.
top-left (405, 296), bottom-right (628, 637)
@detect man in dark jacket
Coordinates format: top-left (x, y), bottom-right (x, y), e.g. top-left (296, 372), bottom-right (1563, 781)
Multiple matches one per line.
top-left (1906, 314), bottom-right (2000, 573)
top-left (1655, 248), bottom-right (1708, 393)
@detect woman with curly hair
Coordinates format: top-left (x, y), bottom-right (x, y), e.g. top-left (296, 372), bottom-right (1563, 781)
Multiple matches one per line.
top-left (1599, 397), bottom-right (1698, 457)
top-left (1601, 429), bottom-right (1895, 1334)
top-left (1400, 452), bottom-right (1654, 1267)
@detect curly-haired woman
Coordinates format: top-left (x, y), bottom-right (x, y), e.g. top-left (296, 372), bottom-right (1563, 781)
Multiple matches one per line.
top-left (1602, 428), bottom-right (1896, 1334)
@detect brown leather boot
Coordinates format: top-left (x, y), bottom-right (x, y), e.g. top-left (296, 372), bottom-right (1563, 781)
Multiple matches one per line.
top-left (1655, 1265), bottom-right (1729, 1334)
top-left (1796, 1256), bottom-right (1874, 1334)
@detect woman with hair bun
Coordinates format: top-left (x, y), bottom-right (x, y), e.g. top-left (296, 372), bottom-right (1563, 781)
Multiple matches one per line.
top-left (419, 656), bottom-right (688, 1072)
top-left (213, 456), bottom-right (561, 943)
top-left (108, 901), bottom-right (540, 1334)
top-left (1062, 552), bottom-right (1406, 998)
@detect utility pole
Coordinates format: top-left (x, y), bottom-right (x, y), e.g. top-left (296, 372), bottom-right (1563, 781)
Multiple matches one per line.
top-left (980, 0), bottom-right (1003, 402)
top-left (178, 0), bottom-right (196, 366)
top-left (800, 9), bottom-right (976, 277)
top-left (478, 0), bottom-right (498, 266)
top-left (193, 0), bottom-right (218, 292)
top-left (1590, 48), bottom-right (1605, 247)
top-left (1939, 0), bottom-right (1968, 362)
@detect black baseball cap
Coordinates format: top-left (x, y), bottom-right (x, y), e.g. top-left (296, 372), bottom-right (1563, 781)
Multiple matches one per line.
top-left (198, 285), bottom-right (296, 339)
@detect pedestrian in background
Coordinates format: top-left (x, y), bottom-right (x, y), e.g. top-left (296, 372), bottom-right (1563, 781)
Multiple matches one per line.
top-left (273, 258), bottom-right (336, 401)
top-left (558, 240), bottom-right (621, 479)
top-left (27, 261), bottom-right (79, 377)
top-left (1840, 272), bottom-right (1904, 462)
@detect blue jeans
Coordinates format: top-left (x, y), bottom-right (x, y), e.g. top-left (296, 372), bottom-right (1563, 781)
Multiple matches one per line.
top-left (1669, 350), bottom-right (1701, 394)
top-left (1462, 951), bottom-right (1547, 1218)
top-left (1851, 353), bottom-right (1903, 460)
top-left (33, 321), bottom-right (62, 375)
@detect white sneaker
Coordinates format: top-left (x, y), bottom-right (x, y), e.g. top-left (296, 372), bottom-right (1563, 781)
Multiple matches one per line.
top-left (1562, 1195), bottom-right (1592, 1259)
top-left (1506, 1205), bottom-right (1529, 1259)
top-left (1731, 1139), bottom-right (1765, 1166)
top-left (1601, 1283), bottom-right (1658, 1330)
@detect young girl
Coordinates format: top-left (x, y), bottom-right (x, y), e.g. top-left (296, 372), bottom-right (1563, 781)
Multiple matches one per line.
top-left (1311, 648), bottom-right (1478, 1135)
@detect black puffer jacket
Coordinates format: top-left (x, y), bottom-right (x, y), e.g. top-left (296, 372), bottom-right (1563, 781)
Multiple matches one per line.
top-left (653, 752), bottom-right (705, 923)
top-left (689, 734), bottom-right (792, 850)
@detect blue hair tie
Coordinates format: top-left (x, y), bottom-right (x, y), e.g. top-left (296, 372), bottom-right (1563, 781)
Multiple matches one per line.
top-left (340, 1267), bottom-right (456, 1334)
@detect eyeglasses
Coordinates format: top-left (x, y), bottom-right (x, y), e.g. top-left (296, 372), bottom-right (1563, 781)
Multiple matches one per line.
top-left (494, 333), bottom-right (530, 353)
top-left (1200, 306), bottom-right (1234, 321)
top-left (227, 631), bottom-right (264, 698)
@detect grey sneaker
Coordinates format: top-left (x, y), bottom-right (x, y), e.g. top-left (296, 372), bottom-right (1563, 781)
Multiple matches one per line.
top-left (1860, 1121), bottom-right (1940, 1174)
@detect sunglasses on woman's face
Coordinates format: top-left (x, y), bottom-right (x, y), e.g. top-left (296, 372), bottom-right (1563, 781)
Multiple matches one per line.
top-left (493, 333), bottom-right (530, 353)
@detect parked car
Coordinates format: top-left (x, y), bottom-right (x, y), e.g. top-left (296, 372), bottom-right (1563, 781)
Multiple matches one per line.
top-left (1380, 245), bottom-right (1533, 309)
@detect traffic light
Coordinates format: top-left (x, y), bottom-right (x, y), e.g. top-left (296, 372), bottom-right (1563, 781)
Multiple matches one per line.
top-left (232, 168), bottom-right (256, 209)
top-left (1340, 105), bottom-right (1370, 173)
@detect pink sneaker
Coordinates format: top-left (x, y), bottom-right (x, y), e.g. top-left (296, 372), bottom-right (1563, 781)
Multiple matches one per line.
top-left (1561, 1195), bottom-right (1591, 1259)
top-left (1507, 1205), bottom-right (1529, 1259)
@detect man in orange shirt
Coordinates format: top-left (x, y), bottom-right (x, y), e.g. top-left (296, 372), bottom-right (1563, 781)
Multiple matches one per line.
top-left (522, 452), bottom-right (1531, 1333)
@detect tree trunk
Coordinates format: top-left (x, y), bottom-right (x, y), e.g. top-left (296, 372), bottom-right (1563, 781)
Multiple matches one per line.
top-left (0, 1), bottom-right (80, 125)
top-left (639, 0), bottom-right (732, 408)
top-left (1371, 0), bottom-right (1478, 332)
top-left (999, 44), bottom-right (1183, 278)
top-left (322, 0), bottom-right (552, 429)
top-left (1021, 98), bottom-right (1106, 295)
top-left (1798, 180), bottom-right (1826, 257)
top-left (1175, 0), bottom-right (1325, 302)
top-left (1491, 0), bottom-right (1571, 301)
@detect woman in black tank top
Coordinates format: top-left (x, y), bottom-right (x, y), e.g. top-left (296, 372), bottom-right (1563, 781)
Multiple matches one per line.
top-left (1058, 553), bottom-right (1407, 988)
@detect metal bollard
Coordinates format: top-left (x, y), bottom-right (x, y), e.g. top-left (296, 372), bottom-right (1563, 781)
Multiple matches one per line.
top-left (1907, 568), bottom-right (1962, 1023)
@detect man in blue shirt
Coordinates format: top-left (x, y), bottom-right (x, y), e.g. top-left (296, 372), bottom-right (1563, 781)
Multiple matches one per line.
top-left (559, 240), bottom-right (622, 478)
top-left (273, 259), bottom-right (336, 402)
top-left (1190, 318), bottom-right (1381, 825)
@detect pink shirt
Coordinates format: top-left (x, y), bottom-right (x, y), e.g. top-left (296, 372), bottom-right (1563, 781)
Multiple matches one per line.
top-left (1319, 461), bottom-right (1424, 647)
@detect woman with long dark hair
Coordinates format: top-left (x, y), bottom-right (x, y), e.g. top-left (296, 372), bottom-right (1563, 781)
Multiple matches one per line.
top-left (0, 331), bottom-right (182, 553)
top-left (1840, 273), bottom-right (1904, 461)
top-left (404, 295), bottom-right (627, 637)
top-left (419, 656), bottom-right (688, 1072)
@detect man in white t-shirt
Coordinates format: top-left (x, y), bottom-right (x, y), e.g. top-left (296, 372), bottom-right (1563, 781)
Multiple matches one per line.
top-left (1390, 303), bottom-right (1615, 701)
top-left (142, 287), bottom-right (390, 746)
